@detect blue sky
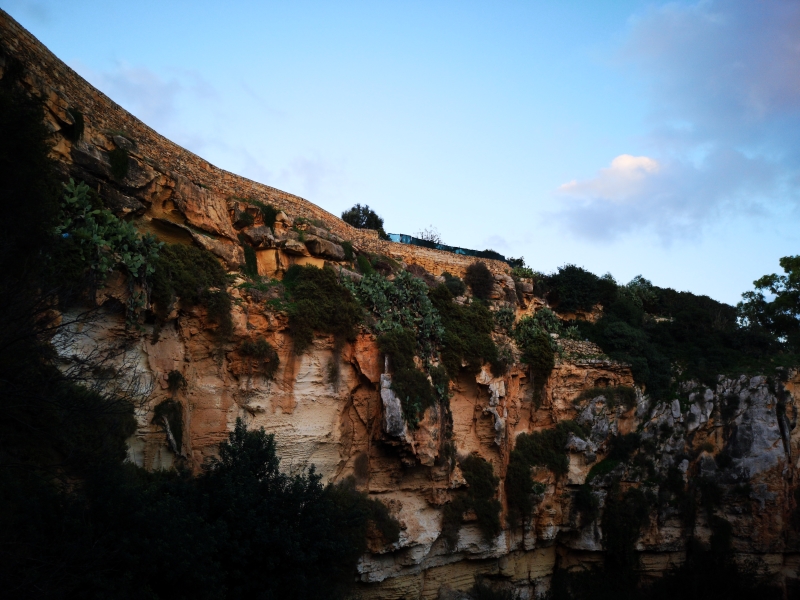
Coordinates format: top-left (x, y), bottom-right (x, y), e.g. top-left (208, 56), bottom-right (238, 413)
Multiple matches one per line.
top-left (4, 0), bottom-right (799, 304)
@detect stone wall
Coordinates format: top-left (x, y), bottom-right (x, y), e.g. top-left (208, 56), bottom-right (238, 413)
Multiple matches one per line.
top-left (0, 9), bottom-right (509, 278)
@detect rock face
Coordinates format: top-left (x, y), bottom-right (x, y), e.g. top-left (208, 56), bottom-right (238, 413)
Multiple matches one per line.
top-left (66, 284), bottom-right (800, 598)
top-left (3, 9), bottom-right (800, 598)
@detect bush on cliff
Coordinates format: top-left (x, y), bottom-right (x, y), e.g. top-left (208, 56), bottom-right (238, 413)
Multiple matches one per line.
top-left (283, 264), bottom-right (362, 353)
top-left (347, 270), bottom-right (443, 358)
top-left (150, 242), bottom-right (233, 336)
top-left (378, 329), bottom-right (438, 427)
top-left (464, 261), bottom-right (495, 301)
top-left (505, 421), bottom-right (586, 522)
top-left (429, 284), bottom-right (502, 377)
top-left (341, 203), bottom-right (389, 240)
top-left (441, 454), bottom-right (501, 548)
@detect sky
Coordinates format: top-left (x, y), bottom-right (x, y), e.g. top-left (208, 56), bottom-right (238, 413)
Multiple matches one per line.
top-left (3, 0), bottom-right (800, 304)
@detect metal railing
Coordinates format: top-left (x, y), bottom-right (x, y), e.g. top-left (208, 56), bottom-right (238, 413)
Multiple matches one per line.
top-left (387, 233), bottom-right (508, 263)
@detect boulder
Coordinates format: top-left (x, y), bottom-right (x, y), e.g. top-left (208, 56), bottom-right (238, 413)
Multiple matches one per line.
top-left (240, 226), bottom-right (275, 248)
top-left (304, 235), bottom-right (345, 260)
top-left (282, 238), bottom-right (310, 256)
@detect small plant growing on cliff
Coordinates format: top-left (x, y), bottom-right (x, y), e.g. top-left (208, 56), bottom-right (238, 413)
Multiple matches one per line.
top-left (464, 262), bottom-right (494, 301)
top-left (512, 311), bottom-right (564, 398)
top-left (347, 270), bottom-right (443, 357)
top-left (494, 305), bottom-right (516, 333)
top-left (150, 242), bottom-right (228, 312)
top-left (55, 179), bottom-right (162, 324)
top-left (240, 337), bottom-right (280, 379)
top-left (236, 197), bottom-right (279, 231)
top-left (378, 329), bottom-right (437, 426)
top-left (238, 233), bottom-right (259, 279)
top-left (511, 266), bottom-right (535, 279)
top-left (341, 240), bottom-right (354, 261)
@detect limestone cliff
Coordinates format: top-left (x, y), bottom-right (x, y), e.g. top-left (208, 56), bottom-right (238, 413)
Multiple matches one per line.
top-left (2, 10), bottom-right (799, 598)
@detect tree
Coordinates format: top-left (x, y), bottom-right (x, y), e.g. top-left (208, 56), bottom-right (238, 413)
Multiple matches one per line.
top-left (341, 203), bottom-right (389, 239)
top-left (738, 255), bottom-right (800, 349)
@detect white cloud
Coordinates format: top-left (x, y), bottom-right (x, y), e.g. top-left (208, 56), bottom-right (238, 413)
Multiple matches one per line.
top-left (553, 0), bottom-right (800, 242)
top-left (559, 155), bottom-right (660, 203)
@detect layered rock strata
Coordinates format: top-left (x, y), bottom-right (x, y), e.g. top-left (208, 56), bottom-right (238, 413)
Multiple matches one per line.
top-left (2, 10), bottom-right (799, 598)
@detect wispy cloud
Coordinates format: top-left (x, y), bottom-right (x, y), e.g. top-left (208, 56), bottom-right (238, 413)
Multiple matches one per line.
top-left (554, 0), bottom-right (800, 242)
top-left (71, 60), bottom-right (221, 153)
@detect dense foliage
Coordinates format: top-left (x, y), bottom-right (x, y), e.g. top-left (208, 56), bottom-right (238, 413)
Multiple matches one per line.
top-left (341, 203), bottom-right (389, 239)
top-left (441, 454), bottom-right (501, 548)
top-left (150, 242), bottom-right (233, 336)
top-left (283, 264), bottom-right (362, 353)
top-left (378, 329), bottom-right (438, 426)
top-left (347, 270), bottom-right (443, 357)
top-left (464, 261), bottom-right (495, 301)
top-left (56, 179), bottom-right (162, 322)
top-left (511, 308), bottom-right (572, 396)
top-left (738, 255), bottom-right (800, 350)
top-left (429, 284), bottom-right (501, 377)
top-left (505, 422), bottom-right (586, 521)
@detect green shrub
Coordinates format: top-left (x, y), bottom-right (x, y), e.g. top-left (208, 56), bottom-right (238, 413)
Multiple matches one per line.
top-left (429, 284), bottom-right (501, 377)
top-left (586, 458), bottom-right (621, 483)
top-left (378, 329), bottom-right (416, 372)
top-left (348, 271), bottom-right (443, 358)
top-left (465, 262), bottom-right (495, 301)
top-left (546, 265), bottom-right (618, 313)
top-left (441, 454), bottom-right (501, 548)
top-left (150, 243), bottom-right (227, 309)
top-left (109, 146), bottom-right (130, 180)
top-left (391, 367), bottom-right (437, 427)
top-left (238, 234), bottom-right (259, 279)
top-left (511, 266), bottom-right (535, 279)
top-left (341, 203), bottom-right (389, 239)
top-left (55, 179), bottom-right (162, 323)
top-left (153, 399), bottom-right (183, 453)
top-left (506, 421), bottom-right (586, 521)
top-left (524, 331), bottom-right (554, 393)
top-left (237, 211), bottom-right (255, 228)
top-left (575, 385), bottom-right (637, 410)
top-left (512, 421), bottom-right (586, 476)
top-left (283, 264), bottom-right (362, 353)
top-left (341, 241), bottom-right (354, 261)
top-left (149, 243), bottom-right (232, 336)
top-left (356, 254), bottom-right (375, 275)
top-left (512, 309), bottom-right (570, 396)
top-left (442, 272), bottom-right (466, 297)
top-left (240, 337), bottom-right (280, 379)
top-left (237, 198), bottom-right (278, 230)
top-left (494, 305), bottom-right (516, 333)
top-left (205, 289), bottom-right (233, 338)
